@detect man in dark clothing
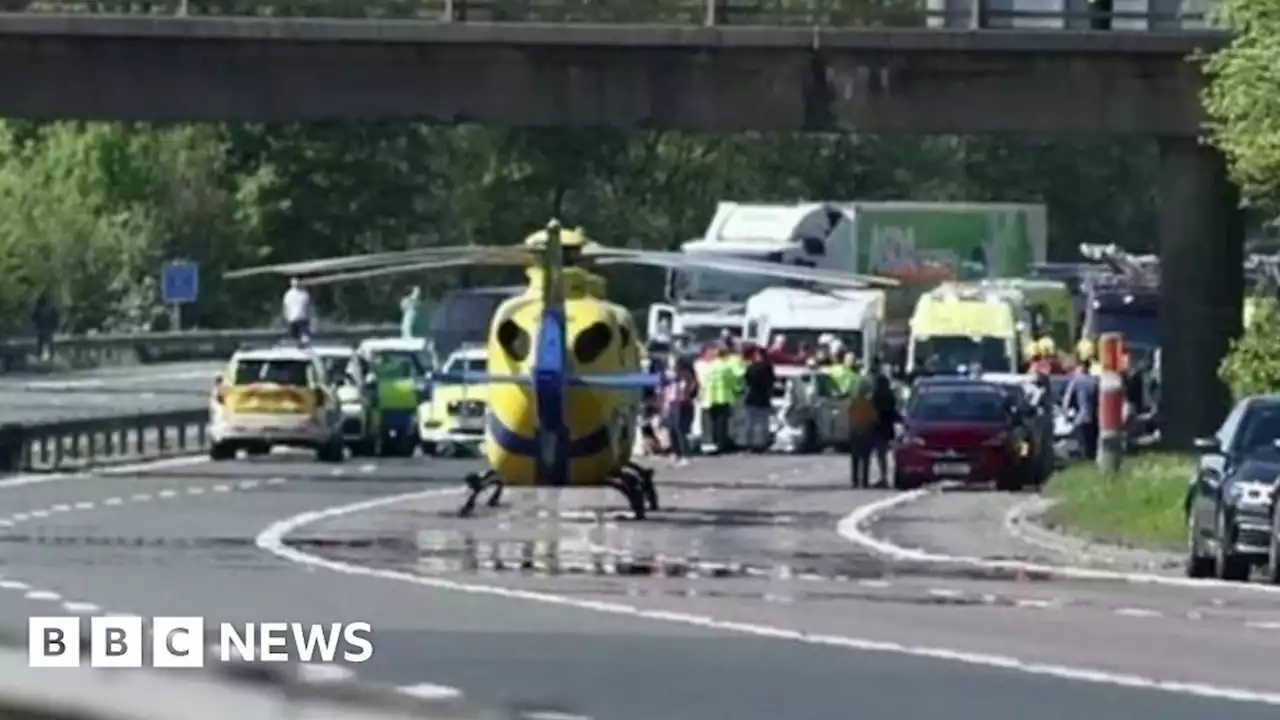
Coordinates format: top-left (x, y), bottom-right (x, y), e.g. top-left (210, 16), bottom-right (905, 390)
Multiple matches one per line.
top-left (1065, 360), bottom-right (1100, 460)
top-left (870, 370), bottom-right (900, 484)
top-left (741, 348), bottom-right (776, 453)
top-left (31, 292), bottom-right (59, 362)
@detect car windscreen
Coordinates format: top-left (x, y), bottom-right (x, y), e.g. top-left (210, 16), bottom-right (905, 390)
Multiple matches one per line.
top-left (909, 387), bottom-right (1008, 423)
top-left (233, 359), bottom-right (310, 387)
top-left (370, 351), bottom-right (426, 380)
top-left (1234, 406), bottom-right (1280, 455)
top-left (443, 356), bottom-right (487, 376)
top-left (317, 355), bottom-right (350, 385)
top-left (913, 336), bottom-right (1011, 374)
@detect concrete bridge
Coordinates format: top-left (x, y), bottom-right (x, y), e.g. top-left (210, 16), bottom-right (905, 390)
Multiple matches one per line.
top-left (0, 8), bottom-right (1240, 443)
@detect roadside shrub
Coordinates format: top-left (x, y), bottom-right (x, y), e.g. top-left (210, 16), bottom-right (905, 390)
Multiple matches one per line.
top-left (1220, 295), bottom-right (1280, 400)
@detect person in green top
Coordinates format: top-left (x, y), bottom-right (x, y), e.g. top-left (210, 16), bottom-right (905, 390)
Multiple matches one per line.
top-left (400, 286), bottom-right (426, 338)
top-left (706, 346), bottom-right (739, 454)
top-left (826, 351), bottom-right (857, 396)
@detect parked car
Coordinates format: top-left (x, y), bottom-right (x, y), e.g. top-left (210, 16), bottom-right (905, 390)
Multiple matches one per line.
top-left (1186, 395), bottom-right (1280, 582)
top-left (893, 378), bottom-right (1035, 491)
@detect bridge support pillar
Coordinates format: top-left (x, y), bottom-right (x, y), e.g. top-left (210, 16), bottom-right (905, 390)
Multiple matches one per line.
top-left (1157, 138), bottom-right (1243, 447)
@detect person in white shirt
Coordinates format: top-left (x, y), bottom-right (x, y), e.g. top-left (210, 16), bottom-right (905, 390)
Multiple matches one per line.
top-left (282, 277), bottom-right (312, 343)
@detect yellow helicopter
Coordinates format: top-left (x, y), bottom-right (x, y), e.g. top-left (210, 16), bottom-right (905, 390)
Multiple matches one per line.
top-left (224, 221), bottom-right (899, 519)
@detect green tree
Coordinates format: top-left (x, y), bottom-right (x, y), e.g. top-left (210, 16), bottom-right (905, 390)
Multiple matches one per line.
top-left (1221, 296), bottom-right (1280, 399)
top-left (1202, 0), bottom-right (1280, 208)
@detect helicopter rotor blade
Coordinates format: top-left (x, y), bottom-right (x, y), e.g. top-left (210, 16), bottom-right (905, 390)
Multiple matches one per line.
top-left (294, 254), bottom-right (535, 287)
top-left (588, 248), bottom-right (900, 289)
top-left (225, 246), bottom-right (534, 280)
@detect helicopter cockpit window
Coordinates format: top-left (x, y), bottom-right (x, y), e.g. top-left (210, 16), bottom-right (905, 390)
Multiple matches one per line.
top-left (496, 319), bottom-right (531, 362)
top-left (574, 322), bottom-right (614, 364)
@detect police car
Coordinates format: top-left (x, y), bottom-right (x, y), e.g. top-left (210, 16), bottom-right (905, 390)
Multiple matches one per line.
top-left (208, 345), bottom-right (346, 462)
top-left (417, 345), bottom-right (488, 454)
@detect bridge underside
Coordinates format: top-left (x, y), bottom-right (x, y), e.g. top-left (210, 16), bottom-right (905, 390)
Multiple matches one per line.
top-left (0, 17), bottom-right (1240, 443)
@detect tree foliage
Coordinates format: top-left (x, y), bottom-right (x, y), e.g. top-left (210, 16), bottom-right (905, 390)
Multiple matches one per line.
top-left (1220, 296), bottom-right (1280, 400)
top-left (1201, 0), bottom-right (1280, 208)
top-left (0, 121), bottom-right (1158, 334)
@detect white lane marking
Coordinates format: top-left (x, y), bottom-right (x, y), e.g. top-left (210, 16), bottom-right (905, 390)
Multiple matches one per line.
top-left (28, 510), bottom-right (49, 518)
top-left (397, 683), bottom-right (463, 700)
top-left (837, 485), bottom-right (1280, 596)
top-left (1246, 621), bottom-right (1280, 630)
top-left (296, 665), bottom-right (354, 683)
top-left (212, 484), bottom-right (231, 493)
top-left (0, 520), bottom-right (13, 528)
top-left (266, 477), bottom-right (287, 486)
top-left (1115, 608), bottom-right (1163, 618)
top-left (62, 601), bottom-right (101, 613)
top-left (157, 489), bottom-right (178, 498)
top-left (0, 456), bottom-right (206, 489)
top-left (359, 464), bottom-right (376, 474)
top-left (103, 498), bottom-right (123, 506)
top-left (927, 588), bottom-right (965, 599)
top-left (73, 501), bottom-right (95, 510)
top-left (187, 487), bottom-right (205, 495)
top-left (131, 494), bottom-right (151, 502)
top-left (25, 590), bottom-right (60, 601)
top-left (857, 579), bottom-right (891, 589)
top-left (1015, 599), bottom-right (1056, 609)
top-left (16, 369), bottom-right (212, 391)
top-left (524, 713), bottom-right (593, 720)
top-left (237, 480), bottom-right (260, 489)
top-left (0, 580), bottom-right (30, 591)
top-left (256, 488), bottom-right (1280, 707)
top-left (6, 514), bottom-right (25, 522)
top-left (49, 504), bottom-right (70, 513)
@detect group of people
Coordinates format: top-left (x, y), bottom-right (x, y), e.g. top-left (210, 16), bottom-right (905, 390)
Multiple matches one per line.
top-left (640, 331), bottom-right (902, 488)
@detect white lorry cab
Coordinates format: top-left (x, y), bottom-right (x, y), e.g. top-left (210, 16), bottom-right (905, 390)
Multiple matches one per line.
top-left (646, 301), bottom-right (745, 351)
top-left (741, 287), bottom-right (884, 366)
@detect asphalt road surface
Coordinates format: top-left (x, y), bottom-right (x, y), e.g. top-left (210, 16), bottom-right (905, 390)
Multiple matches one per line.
top-left (0, 452), bottom-right (1275, 719)
top-left (0, 361), bottom-right (218, 424)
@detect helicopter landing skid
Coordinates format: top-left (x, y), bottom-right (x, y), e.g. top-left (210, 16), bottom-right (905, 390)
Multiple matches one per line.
top-left (458, 471), bottom-right (503, 517)
top-left (605, 462), bottom-right (657, 520)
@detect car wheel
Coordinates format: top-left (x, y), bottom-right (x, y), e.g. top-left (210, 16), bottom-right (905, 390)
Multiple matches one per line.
top-left (316, 437), bottom-right (345, 464)
top-left (1185, 512), bottom-right (1214, 579)
top-left (420, 441), bottom-right (437, 457)
top-left (1214, 509), bottom-right (1252, 582)
top-left (245, 443), bottom-right (270, 457)
top-left (209, 442), bottom-right (235, 462)
top-left (349, 438), bottom-right (374, 457)
top-left (1265, 508), bottom-right (1280, 585)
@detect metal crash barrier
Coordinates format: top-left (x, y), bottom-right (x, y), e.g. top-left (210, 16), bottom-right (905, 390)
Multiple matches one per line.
top-left (0, 324), bottom-right (397, 373)
top-left (0, 410), bottom-right (209, 473)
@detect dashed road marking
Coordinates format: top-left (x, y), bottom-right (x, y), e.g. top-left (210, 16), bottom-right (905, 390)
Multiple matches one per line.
top-left (267, 477), bottom-right (288, 485)
top-left (1115, 608), bottom-right (1163, 618)
top-left (131, 494), bottom-right (151, 502)
top-left (188, 487), bottom-right (205, 495)
top-left (212, 484), bottom-right (231, 493)
top-left (103, 497), bottom-right (123, 506)
top-left (237, 480), bottom-right (260, 490)
top-left (1246, 621), bottom-right (1280, 630)
top-left (397, 682), bottom-right (463, 700)
top-left (927, 588), bottom-right (964, 599)
top-left (62, 601), bottom-right (101, 613)
top-left (49, 504), bottom-right (70, 513)
top-left (73, 501), bottom-right (95, 510)
top-left (157, 489), bottom-right (178, 498)
top-left (10, 513), bottom-right (28, 522)
top-left (1015, 599), bottom-right (1056, 609)
top-left (0, 580), bottom-right (30, 591)
top-left (28, 510), bottom-right (48, 518)
top-left (25, 590), bottom-right (60, 601)
top-left (296, 664), bottom-right (355, 683)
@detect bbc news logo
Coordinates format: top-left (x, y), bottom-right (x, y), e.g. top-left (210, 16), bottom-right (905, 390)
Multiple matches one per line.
top-left (28, 616), bottom-right (374, 667)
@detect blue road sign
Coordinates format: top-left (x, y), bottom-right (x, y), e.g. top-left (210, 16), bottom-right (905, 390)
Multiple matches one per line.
top-left (161, 261), bottom-right (199, 305)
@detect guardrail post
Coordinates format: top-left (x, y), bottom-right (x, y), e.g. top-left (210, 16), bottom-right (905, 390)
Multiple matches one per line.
top-left (704, 0), bottom-right (716, 26)
top-left (442, 0), bottom-right (454, 21)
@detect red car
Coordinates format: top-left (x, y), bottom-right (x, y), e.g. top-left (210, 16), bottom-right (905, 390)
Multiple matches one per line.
top-left (893, 380), bottom-right (1034, 491)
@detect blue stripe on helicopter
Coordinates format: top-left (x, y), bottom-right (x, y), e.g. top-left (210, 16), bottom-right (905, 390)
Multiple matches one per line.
top-left (485, 412), bottom-right (612, 460)
top-left (435, 371), bottom-right (660, 389)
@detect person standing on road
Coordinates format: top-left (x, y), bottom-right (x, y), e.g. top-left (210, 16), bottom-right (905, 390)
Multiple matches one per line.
top-left (30, 291), bottom-right (59, 362)
top-left (846, 365), bottom-right (879, 489)
top-left (661, 355), bottom-right (698, 466)
top-left (282, 277), bottom-right (313, 344)
top-left (706, 346), bottom-right (738, 454)
top-left (400, 286), bottom-right (426, 338)
top-left (870, 362), bottom-right (900, 486)
top-left (1064, 358), bottom-right (1100, 459)
top-left (741, 346), bottom-right (776, 453)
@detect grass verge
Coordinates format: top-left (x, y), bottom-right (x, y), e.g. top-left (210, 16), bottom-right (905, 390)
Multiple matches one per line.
top-left (1042, 453), bottom-right (1193, 551)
